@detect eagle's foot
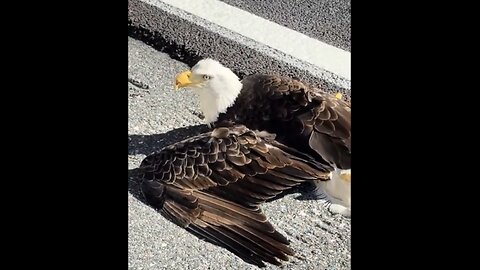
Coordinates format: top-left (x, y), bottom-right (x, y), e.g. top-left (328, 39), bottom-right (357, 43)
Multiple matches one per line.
top-left (328, 203), bottom-right (351, 217)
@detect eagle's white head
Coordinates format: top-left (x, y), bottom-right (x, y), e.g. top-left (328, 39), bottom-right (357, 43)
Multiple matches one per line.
top-left (174, 59), bottom-right (243, 124)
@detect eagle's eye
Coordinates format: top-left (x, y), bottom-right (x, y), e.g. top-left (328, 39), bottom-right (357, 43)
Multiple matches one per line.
top-left (203, 75), bottom-right (210, 80)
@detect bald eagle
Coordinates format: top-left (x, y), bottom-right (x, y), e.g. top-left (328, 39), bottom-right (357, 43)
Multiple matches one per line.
top-left (174, 59), bottom-right (351, 216)
top-left (136, 59), bottom-right (350, 267)
top-left (140, 125), bottom-right (333, 267)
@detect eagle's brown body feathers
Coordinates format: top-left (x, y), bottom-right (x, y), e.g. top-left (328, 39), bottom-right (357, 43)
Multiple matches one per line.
top-left (217, 74), bottom-right (351, 170)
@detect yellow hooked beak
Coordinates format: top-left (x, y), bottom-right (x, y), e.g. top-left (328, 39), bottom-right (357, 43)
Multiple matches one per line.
top-left (174, 70), bottom-right (193, 90)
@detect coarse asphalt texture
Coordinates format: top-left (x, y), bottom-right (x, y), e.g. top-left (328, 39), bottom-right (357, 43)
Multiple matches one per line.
top-left (220, 0), bottom-right (351, 51)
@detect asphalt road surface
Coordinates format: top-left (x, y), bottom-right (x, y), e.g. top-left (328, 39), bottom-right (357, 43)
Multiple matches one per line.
top-left (128, 0), bottom-right (351, 93)
top-left (128, 37), bottom-right (351, 270)
top-left (220, 0), bottom-right (351, 51)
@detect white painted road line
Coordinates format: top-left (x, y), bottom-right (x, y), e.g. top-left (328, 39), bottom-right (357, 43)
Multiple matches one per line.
top-left (152, 0), bottom-right (351, 81)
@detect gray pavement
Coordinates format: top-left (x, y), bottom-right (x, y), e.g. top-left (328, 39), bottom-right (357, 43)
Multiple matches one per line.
top-left (128, 37), bottom-right (351, 270)
top-left (220, 0), bottom-right (351, 51)
top-left (128, 0), bottom-right (351, 95)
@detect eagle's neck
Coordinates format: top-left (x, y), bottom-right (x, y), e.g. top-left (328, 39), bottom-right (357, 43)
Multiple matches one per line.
top-left (199, 82), bottom-right (243, 124)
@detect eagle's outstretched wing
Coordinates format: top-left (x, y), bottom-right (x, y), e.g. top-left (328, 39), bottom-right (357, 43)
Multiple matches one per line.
top-left (140, 125), bottom-right (329, 267)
